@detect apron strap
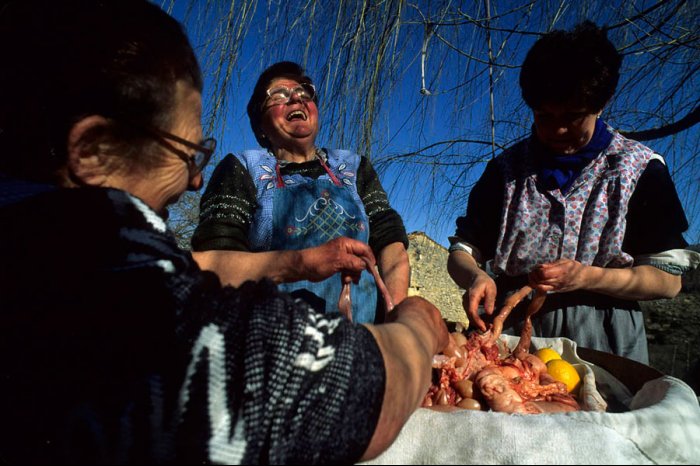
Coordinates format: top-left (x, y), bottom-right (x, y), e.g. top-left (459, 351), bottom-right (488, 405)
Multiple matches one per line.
top-left (275, 162), bottom-right (285, 188)
top-left (317, 154), bottom-right (343, 187)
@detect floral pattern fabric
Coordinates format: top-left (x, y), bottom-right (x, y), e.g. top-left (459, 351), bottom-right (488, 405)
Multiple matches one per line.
top-left (493, 130), bottom-right (656, 276)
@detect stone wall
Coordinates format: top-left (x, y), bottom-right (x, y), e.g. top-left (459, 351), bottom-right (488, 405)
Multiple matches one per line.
top-left (406, 231), bottom-right (467, 326)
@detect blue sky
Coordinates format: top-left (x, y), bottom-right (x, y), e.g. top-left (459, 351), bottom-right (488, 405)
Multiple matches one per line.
top-left (168, 0), bottom-right (699, 247)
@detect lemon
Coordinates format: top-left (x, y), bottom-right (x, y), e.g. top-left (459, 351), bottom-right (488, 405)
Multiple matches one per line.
top-left (535, 347), bottom-right (562, 365)
top-left (546, 359), bottom-right (581, 394)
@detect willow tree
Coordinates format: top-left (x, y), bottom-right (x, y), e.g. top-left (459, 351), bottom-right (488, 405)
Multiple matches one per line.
top-left (165, 0), bottom-right (700, 246)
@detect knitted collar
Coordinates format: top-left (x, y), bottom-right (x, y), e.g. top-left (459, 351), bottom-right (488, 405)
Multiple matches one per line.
top-left (276, 147), bottom-right (327, 167)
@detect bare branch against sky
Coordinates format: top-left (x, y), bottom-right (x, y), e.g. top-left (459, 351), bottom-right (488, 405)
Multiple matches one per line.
top-left (168, 0), bottom-right (700, 245)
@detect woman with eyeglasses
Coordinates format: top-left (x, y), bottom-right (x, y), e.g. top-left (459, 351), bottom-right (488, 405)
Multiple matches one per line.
top-left (0, 2), bottom-right (449, 463)
top-left (192, 61), bottom-right (410, 323)
top-left (448, 21), bottom-right (697, 364)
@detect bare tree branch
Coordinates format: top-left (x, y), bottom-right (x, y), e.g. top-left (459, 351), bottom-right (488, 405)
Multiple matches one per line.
top-left (168, 0), bottom-right (700, 245)
top-left (620, 104), bottom-right (700, 141)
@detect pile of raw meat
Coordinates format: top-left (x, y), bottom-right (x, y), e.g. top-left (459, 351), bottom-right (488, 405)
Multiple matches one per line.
top-left (422, 286), bottom-right (583, 414)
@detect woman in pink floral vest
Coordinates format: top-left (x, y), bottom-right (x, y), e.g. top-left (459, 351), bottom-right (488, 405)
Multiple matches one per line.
top-left (447, 21), bottom-right (698, 364)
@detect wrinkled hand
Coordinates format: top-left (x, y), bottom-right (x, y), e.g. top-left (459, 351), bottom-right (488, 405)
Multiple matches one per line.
top-left (528, 258), bottom-right (587, 293)
top-left (463, 272), bottom-right (497, 332)
top-left (299, 236), bottom-right (376, 283)
top-left (385, 296), bottom-right (450, 355)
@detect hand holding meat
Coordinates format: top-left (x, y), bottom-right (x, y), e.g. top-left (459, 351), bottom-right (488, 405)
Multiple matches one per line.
top-left (424, 287), bottom-right (581, 414)
top-left (338, 255), bottom-right (395, 321)
top-left (446, 249), bottom-right (497, 332)
top-left (529, 259), bottom-right (588, 293)
top-left (300, 236), bottom-right (375, 283)
top-left (361, 296), bottom-right (450, 458)
top-left (385, 296), bottom-right (450, 354)
top-left (463, 271), bottom-right (497, 332)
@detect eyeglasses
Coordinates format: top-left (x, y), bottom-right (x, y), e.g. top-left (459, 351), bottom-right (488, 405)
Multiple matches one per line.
top-left (140, 126), bottom-right (217, 178)
top-left (264, 83), bottom-right (316, 107)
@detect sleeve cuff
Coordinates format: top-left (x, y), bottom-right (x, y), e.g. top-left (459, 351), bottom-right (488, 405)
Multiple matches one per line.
top-left (448, 236), bottom-right (483, 265)
top-left (634, 248), bottom-right (700, 275)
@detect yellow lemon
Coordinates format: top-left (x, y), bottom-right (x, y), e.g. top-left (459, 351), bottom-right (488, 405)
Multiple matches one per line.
top-left (546, 359), bottom-right (581, 394)
top-left (535, 347), bottom-right (562, 365)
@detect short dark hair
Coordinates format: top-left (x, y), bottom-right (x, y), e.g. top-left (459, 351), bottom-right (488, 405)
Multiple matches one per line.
top-left (0, 0), bottom-right (202, 182)
top-left (246, 61), bottom-right (316, 149)
top-left (519, 21), bottom-right (621, 112)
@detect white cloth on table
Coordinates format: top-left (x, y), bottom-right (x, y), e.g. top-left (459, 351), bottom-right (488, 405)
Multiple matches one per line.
top-left (361, 336), bottom-right (700, 465)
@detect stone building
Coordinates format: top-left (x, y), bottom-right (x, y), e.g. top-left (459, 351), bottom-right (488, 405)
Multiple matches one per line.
top-left (406, 231), bottom-right (468, 326)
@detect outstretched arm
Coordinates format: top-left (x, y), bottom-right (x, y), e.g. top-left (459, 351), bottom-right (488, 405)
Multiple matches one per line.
top-left (529, 260), bottom-right (682, 300)
top-left (192, 236), bottom-right (375, 286)
top-left (360, 296), bottom-right (449, 460)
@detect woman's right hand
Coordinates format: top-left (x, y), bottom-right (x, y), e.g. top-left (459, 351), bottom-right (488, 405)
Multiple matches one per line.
top-left (463, 272), bottom-right (497, 332)
top-left (447, 250), bottom-right (497, 332)
top-left (299, 236), bottom-right (375, 283)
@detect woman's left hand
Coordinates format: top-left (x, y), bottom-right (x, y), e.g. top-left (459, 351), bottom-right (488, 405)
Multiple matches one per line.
top-left (528, 259), bottom-right (589, 293)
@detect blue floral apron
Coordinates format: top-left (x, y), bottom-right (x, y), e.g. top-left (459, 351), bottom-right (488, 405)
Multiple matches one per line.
top-left (238, 149), bottom-right (378, 323)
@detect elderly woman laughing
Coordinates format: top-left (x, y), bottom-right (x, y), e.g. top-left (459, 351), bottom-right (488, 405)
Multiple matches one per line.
top-left (192, 61), bottom-right (410, 323)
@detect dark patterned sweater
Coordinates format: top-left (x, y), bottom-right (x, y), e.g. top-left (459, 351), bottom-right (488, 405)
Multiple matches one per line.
top-left (0, 178), bottom-right (385, 464)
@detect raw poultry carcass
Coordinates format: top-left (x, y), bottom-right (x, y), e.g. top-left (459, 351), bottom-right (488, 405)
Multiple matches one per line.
top-left (422, 286), bottom-right (580, 414)
top-left (338, 257), bottom-right (394, 322)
